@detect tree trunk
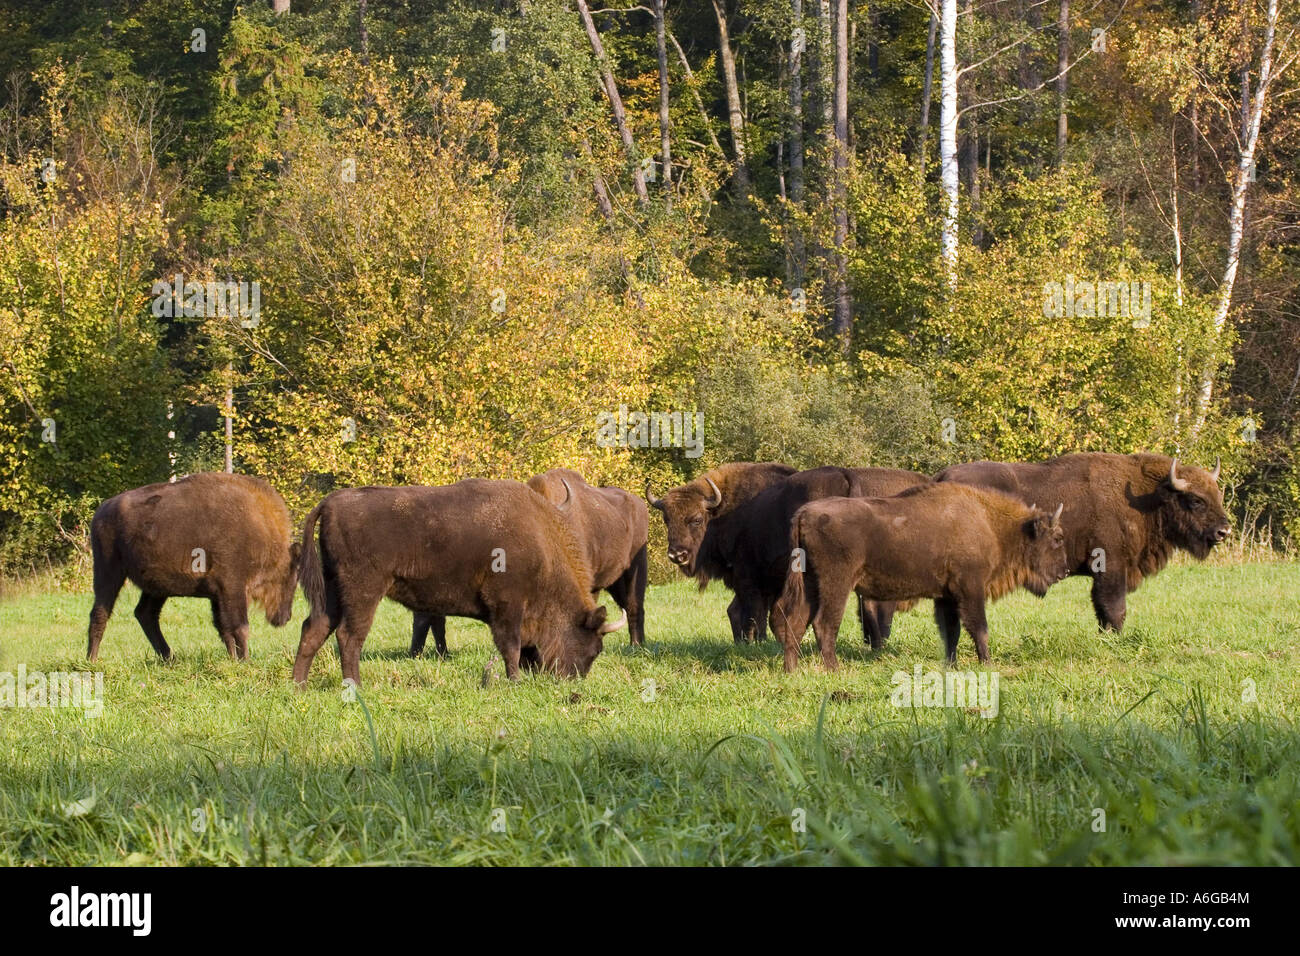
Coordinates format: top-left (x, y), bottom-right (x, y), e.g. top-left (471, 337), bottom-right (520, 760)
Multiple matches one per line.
top-left (964, 0), bottom-right (981, 247)
top-left (668, 31), bottom-right (725, 158)
top-left (1056, 0), bottom-right (1068, 163)
top-left (830, 0), bottom-right (850, 346)
top-left (271, 0), bottom-right (290, 14)
top-left (576, 0), bottom-right (650, 208)
top-left (1194, 0), bottom-right (1279, 432)
top-left (358, 0), bottom-right (369, 64)
top-left (918, 13), bottom-right (937, 163)
top-left (789, 0), bottom-right (806, 286)
top-left (711, 0), bottom-right (752, 194)
top-left (654, 0), bottom-right (672, 209)
top-left (940, 0), bottom-right (959, 289)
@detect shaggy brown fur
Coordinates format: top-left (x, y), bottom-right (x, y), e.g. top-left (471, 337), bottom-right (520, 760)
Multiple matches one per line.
top-left (410, 469), bottom-right (650, 654)
top-left (646, 461), bottom-right (796, 576)
top-left (935, 453), bottom-right (1230, 631)
top-left (87, 472), bottom-right (301, 661)
top-left (295, 479), bottom-right (624, 687)
top-left (773, 483), bottom-right (1067, 671)
top-left (696, 466), bottom-right (929, 646)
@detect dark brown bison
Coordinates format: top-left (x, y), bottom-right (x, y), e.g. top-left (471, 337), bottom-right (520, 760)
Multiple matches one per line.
top-left (294, 479), bottom-right (626, 687)
top-left (934, 453), bottom-right (1230, 631)
top-left (773, 483), bottom-right (1068, 671)
top-left (645, 461), bottom-right (796, 572)
top-left (410, 469), bottom-right (649, 654)
top-left (693, 466), bottom-right (930, 646)
top-left (645, 461), bottom-right (796, 640)
top-left (87, 472), bottom-right (302, 661)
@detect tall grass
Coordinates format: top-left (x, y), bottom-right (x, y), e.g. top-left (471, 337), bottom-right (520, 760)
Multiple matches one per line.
top-left (0, 562), bottom-right (1296, 865)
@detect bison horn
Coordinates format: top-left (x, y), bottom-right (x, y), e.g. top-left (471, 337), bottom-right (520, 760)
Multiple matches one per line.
top-left (1052, 503), bottom-right (1063, 526)
top-left (598, 608), bottom-right (628, 635)
top-left (1168, 458), bottom-right (1190, 492)
top-left (557, 477), bottom-right (573, 510)
top-left (1211, 456), bottom-right (1221, 482)
top-left (644, 479), bottom-right (663, 509)
top-left (703, 476), bottom-right (723, 510)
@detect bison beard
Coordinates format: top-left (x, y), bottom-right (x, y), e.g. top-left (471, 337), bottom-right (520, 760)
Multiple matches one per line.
top-left (773, 484), bottom-right (1067, 671)
top-left (693, 466), bottom-right (930, 646)
top-left (935, 453), bottom-right (1230, 631)
top-left (86, 472), bottom-right (302, 661)
top-left (294, 479), bottom-right (626, 687)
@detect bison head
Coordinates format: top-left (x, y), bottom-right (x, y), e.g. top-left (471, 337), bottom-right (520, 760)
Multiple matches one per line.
top-left (551, 605), bottom-right (627, 677)
top-left (644, 475), bottom-right (723, 575)
top-left (267, 541), bottom-right (303, 627)
top-left (1159, 458), bottom-right (1230, 559)
top-left (1022, 503), bottom-right (1068, 596)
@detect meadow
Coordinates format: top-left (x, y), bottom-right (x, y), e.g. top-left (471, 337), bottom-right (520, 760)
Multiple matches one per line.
top-left (1, 560), bottom-right (1297, 866)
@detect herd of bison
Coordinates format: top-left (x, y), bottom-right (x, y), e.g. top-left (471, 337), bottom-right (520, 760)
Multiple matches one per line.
top-left (83, 453), bottom-right (1231, 686)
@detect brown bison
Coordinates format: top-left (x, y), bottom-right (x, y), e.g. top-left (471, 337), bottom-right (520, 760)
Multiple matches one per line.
top-left (934, 453), bottom-right (1230, 631)
top-left (294, 480), bottom-right (626, 687)
top-left (773, 483), bottom-right (1068, 671)
top-left (87, 472), bottom-right (302, 661)
top-left (645, 461), bottom-right (796, 640)
top-left (693, 466), bottom-right (930, 645)
top-left (410, 469), bottom-right (649, 654)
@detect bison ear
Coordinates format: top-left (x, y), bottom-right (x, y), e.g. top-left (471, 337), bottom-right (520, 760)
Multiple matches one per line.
top-left (584, 606), bottom-right (609, 631)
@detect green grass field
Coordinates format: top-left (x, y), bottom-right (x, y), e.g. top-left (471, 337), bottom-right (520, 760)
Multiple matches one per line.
top-left (1, 560), bottom-right (1297, 865)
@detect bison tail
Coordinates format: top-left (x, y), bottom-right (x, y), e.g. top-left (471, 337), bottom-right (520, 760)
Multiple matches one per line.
top-left (297, 501), bottom-right (328, 618)
top-left (774, 509), bottom-right (813, 642)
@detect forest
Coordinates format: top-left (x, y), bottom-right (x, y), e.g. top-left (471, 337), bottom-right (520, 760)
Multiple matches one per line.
top-left (2, 0), bottom-right (1298, 577)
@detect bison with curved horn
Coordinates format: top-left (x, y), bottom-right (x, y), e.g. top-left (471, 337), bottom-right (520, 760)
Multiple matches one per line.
top-left (935, 453), bottom-right (1230, 631)
top-left (692, 465), bottom-right (930, 646)
top-left (295, 479), bottom-right (625, 687)
top-left (87, 472), bottom-right (302, 661)
top-left (646, 461), bottom-right (796, 640)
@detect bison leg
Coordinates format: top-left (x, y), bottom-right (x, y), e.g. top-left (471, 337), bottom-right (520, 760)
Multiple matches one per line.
top-left (810, 593), bottom-right (850, 672)
top-left (134, 593), bottom-right (172, 661)
top-left (860, 596), bottom-right (890, 651)
top-left (606, 546), bottom-right (649, 647)
top-left (519, 646), bottom-right (543, 671)
top-left (873, 601), bottom-right (897, 649)
top-left (957, 596), bottom-right (991, 665)
top-left (753, 597), bottom-right (771, 643)
top-left (410, 612), bottom-right (447, 658)
top-left (87, 561), bottom-right (127, 661)
top-left (934, 597), bottom-right (961, 664)
top-left (292, 609), bottom-right (339, 686)
top-left (1090, 575), bottom-right (1127, 632)
top-left (490, 614), bottom-right (524, 680)
top-left (726, 597), bottom-right (749, 644)
top-left (210, 593), bottom-right (252, 660)
top-left (335, 600), bottom-right (380, 687)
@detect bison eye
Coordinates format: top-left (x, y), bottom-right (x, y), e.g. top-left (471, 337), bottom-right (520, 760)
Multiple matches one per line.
top-left (1184, 496), bottom-right (1205, 512)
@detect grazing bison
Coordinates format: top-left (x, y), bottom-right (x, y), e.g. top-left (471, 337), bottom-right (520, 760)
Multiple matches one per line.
top-left (935, 453), bottom-right (1230, 631)
top-left (773, 484), bottom-right (1068, 671)
top-left (87, 472), bottom-right (301, 661)
top-left (410, 469), bottom-right (649, 654)
top-left (694, 466), bottom-right (930, 646)
top-left (294, 480), bottom-right (626, 687)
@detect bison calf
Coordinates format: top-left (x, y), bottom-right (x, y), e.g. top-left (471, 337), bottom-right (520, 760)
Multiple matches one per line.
top-left (773, 484), bottom-right (1067, 671)
top-left (295, 480), bottom-right (626, 687)
top-left (87, 472), bottom-right (301, 661)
